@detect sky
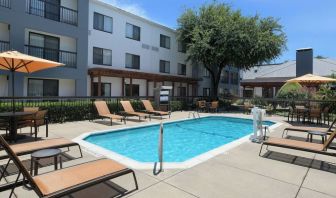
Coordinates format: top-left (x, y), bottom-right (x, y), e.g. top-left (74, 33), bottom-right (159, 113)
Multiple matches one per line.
top-left (102, 0), bottom-right (336, 63)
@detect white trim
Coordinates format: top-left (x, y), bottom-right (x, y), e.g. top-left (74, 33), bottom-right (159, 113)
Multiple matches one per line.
top-left (73, 115), bottom-right (283, 169)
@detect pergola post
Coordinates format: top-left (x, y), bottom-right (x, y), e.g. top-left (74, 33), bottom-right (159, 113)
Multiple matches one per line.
top-left (97, 76), bottom-right (102, 96)
top-left (121, 77), bottom-right (125, 96)
top-left (90, 75), bottom-right (94, 96)
top-left (130, 78), bottom-right (133, 97)
top-left (146, 80), bottom-right (149, 97)
top-left (172, 82), bottom-right (175, 97)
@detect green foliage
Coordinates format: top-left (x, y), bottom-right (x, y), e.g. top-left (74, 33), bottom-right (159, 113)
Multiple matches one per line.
top-left (276, 82), bottom-right (303, 99)
top-left (177, 2), bottom-right (287, 96)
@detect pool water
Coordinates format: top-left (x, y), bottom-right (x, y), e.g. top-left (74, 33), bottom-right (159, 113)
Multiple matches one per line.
top-left (85, 116), bottom-right (274, 162)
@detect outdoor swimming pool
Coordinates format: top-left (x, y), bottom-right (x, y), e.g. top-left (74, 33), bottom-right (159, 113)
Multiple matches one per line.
top-left (83, 116), bottom-right (274, 164)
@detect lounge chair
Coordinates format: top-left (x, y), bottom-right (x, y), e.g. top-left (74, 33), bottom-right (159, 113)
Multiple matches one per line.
top-left (282, 118), bottom-right (336, 138)
top-left (120, 101), bottom-right (150, 121)
top-left (94, 101), bottom-right (125, 125)
top-left (141, 100), bottom-right (170, 119)
top-left (0, 135), bottom-right (138, 198)
top-left (0, 138), bottom-right (83, 182)
top-left (259, 131), bottom-right (336, 157)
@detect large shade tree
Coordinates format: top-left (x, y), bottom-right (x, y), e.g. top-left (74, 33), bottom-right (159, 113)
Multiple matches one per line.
top-left (177, 3), bottom-right (287, 97)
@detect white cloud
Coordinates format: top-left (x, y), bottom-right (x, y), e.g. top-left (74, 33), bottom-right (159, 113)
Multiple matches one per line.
top-left (100, 0), bottom-right (148, 19)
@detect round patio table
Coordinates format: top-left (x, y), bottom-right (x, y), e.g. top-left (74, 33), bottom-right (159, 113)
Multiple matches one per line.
top-left (0, 111), bottom-right (36, 142)
top-left (30, 148), bottom-right (63, 176)
top-left (307, 131), bottom-right (327, 144)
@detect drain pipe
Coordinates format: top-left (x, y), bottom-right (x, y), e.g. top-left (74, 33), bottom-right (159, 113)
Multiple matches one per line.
top-left (153, 122), bottom-right (164, 175)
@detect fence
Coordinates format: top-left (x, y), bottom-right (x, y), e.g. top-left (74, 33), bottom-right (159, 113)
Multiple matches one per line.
top-left (0, 96), bottom-right (335, 123)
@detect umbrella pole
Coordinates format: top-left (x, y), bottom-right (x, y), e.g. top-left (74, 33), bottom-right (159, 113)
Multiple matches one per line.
top-left (11, 70), bottom-right (15, 112)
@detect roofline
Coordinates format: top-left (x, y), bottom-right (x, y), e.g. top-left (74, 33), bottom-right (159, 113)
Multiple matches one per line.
top-left (92, 0), bottom-right (177, 33)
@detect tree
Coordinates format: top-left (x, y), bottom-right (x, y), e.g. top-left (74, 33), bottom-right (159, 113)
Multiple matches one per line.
top-left (177, 3), bottom-right (287, 97)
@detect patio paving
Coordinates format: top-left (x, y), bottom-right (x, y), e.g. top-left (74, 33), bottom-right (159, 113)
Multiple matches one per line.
top-left (0, 112), bottom-right (335, 198)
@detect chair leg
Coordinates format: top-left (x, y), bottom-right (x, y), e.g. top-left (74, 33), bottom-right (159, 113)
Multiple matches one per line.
top-left (9, 172), bottom-right (21, 198)
top-left (259, 144), bottom-right (264, 156)
top-left (0, 159), bottom-right (11, 182)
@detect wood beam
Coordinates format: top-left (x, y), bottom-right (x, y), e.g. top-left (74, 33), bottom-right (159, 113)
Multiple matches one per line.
top-left (88, 68), bottom-right (198, 84)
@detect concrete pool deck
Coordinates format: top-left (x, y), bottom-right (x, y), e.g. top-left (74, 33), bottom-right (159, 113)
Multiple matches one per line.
top-left (1, 111), bottom-right (336, 198)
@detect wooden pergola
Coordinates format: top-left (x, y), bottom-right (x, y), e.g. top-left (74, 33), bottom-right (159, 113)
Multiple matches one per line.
top-left (88, 68), bottom-right (199, 96)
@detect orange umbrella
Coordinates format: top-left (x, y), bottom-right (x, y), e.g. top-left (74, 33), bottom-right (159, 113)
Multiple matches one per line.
top-left (0, 51), bottom-right (64, 111)
top-left (286, 74), bottom-right (336, 84)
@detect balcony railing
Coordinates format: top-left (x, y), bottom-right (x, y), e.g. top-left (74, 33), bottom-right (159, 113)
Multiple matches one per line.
top-left (25, 45), bottom-right (77, 68)
top-left (0, 0), bottom-right (10, 8)
top-left (0, 40), bottom-right (10, 52)
top-left (26, 0), bottom-right (78, 26)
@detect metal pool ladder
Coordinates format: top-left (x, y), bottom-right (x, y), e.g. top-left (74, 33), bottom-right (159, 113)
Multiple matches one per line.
top-left (153, 122), bottom-right (164, 175)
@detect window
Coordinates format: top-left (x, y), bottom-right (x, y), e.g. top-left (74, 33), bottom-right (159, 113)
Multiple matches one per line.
top-left (230, 72), bottom-right (239, 84)
top-left (178, 87), bottom-right (186, 96)
top-left (262, 87), bottom-right (273, 98)
top-left (203, 88), bottom-right (211, 97)
top-left (29, 32), bottom-right (59, 62)
top-left (93, 12), bottom-right (113, 33)
top-left (234, 72), bottom-right (239, 84)
top-left (178, 41), bottom-right (186, 53)
top-left (93, 83), bottom-right (111, 96)
top-left (28, 78), bottom-right (59, 96)
top-left (93, 47), bottom-right (112, 66)
top-left (125, 53), bottom-right (140, 69)
top-left (222, 70), bottom-right (229, 84)
top-left (125, 84), bottom-right (140, 96)
top-left (160, 34), bottom-right (170, 49)
top-left (178, 63), bottom-right (186, 75)
top-left (126, 23), bottom-right (140, 41)
top-left (160, 60), bottom-right (170, 73)
top-left (203, 68), bottom-right (210, 77)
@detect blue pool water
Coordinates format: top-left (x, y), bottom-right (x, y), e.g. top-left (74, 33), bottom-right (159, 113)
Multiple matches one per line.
top-left (85, 116), bottom-right (274, 162)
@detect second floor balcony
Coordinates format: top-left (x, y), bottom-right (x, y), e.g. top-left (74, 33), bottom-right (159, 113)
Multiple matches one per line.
top-left (0, 40), bottom-right (10, 52)
top-left (25, 45), bottom-right (77, 68)
top-left (0, 0), bottom-right (10, 8)
top-left (26, 0), bottom-right (78, 26)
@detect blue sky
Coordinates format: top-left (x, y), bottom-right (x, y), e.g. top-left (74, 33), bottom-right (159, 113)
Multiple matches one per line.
top-left (103, 0), bottom-right (336, 63)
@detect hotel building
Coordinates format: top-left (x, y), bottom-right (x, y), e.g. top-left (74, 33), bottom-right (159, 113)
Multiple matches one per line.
top-left (0, 0), bottom-right (240, 97)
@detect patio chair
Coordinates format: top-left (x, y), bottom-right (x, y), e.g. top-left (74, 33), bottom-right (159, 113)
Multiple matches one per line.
top-left (94, 101), bottom-right (125, 125)
top-left (197, 100), bottom-right (206, 112)
top-left (16, 107), bottom-right (40, 135)
top-left (209, 101), bottom-right (219, 113)
top-left (120, 101), bottom-right (150, 121)
top-left (282, 117), bottom-right (336, 138)
top-left (141, 100), bottom-right (170, 119)
top-left (308, 108), bottom-right (322, 125)
top-left (0, 138), bottom-right (83, 183)
top-left (259, 131), bottom-right (336, 157)
top-left (0, 135), bottom-right (138, 198)
top-left (28, 110), bottom-right (49, 140)
top-left (23, 107), bottom-right (39, 112)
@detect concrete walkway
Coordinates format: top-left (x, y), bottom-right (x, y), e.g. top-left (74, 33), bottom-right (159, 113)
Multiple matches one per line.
top-left (1, 112), bottom-right (335, 198)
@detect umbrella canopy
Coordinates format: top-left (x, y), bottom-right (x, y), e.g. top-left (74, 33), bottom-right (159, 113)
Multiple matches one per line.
top-left (0, 50), bottom-right (64, 112)
top-left (0, 50), bottom-right (64, 73)
top-left (286, 74), bottom-right (336, 84)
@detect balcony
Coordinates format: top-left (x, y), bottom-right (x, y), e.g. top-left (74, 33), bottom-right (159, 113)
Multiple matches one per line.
top-left (26, 0), bottom-right (78, 26)
top-left (0, 40), bottom-right (10, 52)
top-left (25, 45), bottom-right (77, 68)
top-left (0, 0), bottom-right (10, 8)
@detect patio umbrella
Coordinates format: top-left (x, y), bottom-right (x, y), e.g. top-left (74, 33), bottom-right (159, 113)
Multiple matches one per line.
top-left (286, 74), bottom-right (336, 84)
top-left (0, 50), bottom-right (64, 112)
